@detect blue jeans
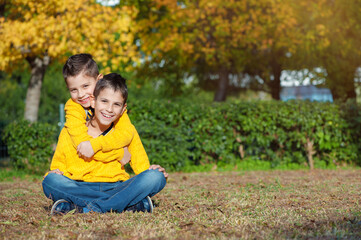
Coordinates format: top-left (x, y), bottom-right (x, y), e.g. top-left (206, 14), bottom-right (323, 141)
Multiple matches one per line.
top-left (42, 169), bottom-right (166, 213)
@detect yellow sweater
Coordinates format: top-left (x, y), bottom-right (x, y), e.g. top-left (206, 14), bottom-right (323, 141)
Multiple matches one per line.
top-left (50, 128), bottom-right (130, 182)
top-left (48, 99), bottom-right (150, 182)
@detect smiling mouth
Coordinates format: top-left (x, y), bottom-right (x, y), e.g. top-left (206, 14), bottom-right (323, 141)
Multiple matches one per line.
top-left (78, 97), bottom-right (89, 104)
top-left (101, 112), bottom-right (114, 119)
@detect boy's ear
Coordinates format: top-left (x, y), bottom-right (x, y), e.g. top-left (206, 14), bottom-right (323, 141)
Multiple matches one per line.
top-left (121, 103), bottom-right (127, 116)
top-left (96, 74), bottom-right (103, 81)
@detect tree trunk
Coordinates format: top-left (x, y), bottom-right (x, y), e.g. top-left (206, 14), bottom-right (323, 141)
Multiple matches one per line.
top-left (305, 138), bottom-right (315, 170)
top-left (24, 55), bottom-right (50, 122)
top-left (214, 68), bottom-right (229, 102)
top-left (270, 58), bottom-right (282, 100)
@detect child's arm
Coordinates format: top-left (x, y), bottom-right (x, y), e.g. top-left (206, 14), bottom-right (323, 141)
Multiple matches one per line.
top-left (91, 147), bottom-right (130, 166)
top-left (128, 129), bottom-right (150, 175)
top-left (64, 99), bottom-right (92, 149)
top-left (88, 110), bottom-right (135, 153)
top-left (120, 147), bottom-right (131, 167)
top-left (64, 99), bottom-right (134, 159)
top-left (44, 129), bottom-right (68, 177)
top-left (92, 147), bottom-right (125, 163)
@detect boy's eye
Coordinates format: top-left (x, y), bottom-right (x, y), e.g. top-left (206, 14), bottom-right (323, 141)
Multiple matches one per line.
top-left (71, 89), bottom-right (77, 93)
top-left (83, 85), bottom-right (88, 88)
top-left (101, 99), bottom-right (107, 103)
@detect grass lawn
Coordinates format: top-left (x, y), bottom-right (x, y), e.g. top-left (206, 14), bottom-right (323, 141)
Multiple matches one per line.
top-left (1, 169), bottom-right (361, 239)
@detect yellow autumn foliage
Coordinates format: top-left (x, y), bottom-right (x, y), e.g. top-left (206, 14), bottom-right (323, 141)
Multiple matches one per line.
top-left (138, 0), bottom-right (302, 70)
top-left (0, 0), bottom-right (139, 72)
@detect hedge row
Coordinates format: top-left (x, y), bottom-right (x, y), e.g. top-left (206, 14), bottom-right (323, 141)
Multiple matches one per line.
top-left (3, 100), bottom-right (361, 173)
top-left (2, 120), bottom-right (57, 174)
top-left (129, 100), bottom-right (361, 171)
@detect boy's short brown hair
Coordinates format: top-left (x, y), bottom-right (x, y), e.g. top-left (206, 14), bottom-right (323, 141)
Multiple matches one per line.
top-left (94, 73), bottom-right (128, 103)
top-left (63, 54), bottom-right (99, 83)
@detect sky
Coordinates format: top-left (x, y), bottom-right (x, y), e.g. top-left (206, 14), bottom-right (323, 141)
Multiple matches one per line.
top-left (98, 0), bottom-right (120, 6)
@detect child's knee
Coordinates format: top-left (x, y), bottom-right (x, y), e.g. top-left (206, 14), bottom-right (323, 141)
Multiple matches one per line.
top-left (43, 173), bottom-right (61, 186)
top-left (42, 173), bottom-right (70, 196)
top-left (145, 169), bottom-right (167, 187)
top-left (147, 169), bottom-right (164, 178)
top-left (42, 173), bottom-right (59, 198)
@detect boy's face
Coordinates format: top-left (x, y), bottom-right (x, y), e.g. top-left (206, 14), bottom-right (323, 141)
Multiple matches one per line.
top-left (91, 88), bottom-right (127, 128)
top-left (66, 72), bottom-right (102, 108)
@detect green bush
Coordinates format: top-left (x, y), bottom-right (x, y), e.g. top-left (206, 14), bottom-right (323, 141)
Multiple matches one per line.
top-left (3, 100), bottom-right (359, 173)
top-left (129, 99), bottom-right (194, 171)
top-left (2, 119), bottom-right (57, 174)
top-left (128, 99), bottom-right (361, 171)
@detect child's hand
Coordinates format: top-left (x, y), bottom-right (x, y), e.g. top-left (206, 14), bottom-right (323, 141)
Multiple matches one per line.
top-left (48, 169), bottom-right (63, 175)
top-left (119, 147), bottom-right (131, 167)
top-left (149, 164), bottom-right (169, 179)
top-left (77, 141), bottom-right (95, 160)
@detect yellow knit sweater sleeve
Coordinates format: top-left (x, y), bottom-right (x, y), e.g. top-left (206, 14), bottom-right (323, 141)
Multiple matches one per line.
top-left (92, 148), bottom-right (125, 163)
top-left (91, 130), bottom-right (125, 163)
top-left (89, 111), bottom-right (134, 153)
top-left (48, 128), bottom-right (68, 175)
top-left (128, 127), bottom-right (150, 175)
top-left (64, 98), bottom-right (131, 163)
top-left (47, 127), bottom-right (128, 182)
top-left (64, 98), bottom-right (134, 154)
top-left (64, 99), bottom-right (91, 149)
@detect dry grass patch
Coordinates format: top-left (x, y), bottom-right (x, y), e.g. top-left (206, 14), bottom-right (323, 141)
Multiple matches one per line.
top-left (1, 170), bottom-right (361, 239)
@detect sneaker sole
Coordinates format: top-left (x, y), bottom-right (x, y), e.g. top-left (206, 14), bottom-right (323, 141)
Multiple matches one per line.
top-left (50, 199), bottom-right (69, 215)
top-left (146, 196), bottom-right (154, 213)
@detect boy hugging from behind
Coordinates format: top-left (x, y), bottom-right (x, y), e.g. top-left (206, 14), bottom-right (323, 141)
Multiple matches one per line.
top-left (42, 54), bottom-right (167, 214)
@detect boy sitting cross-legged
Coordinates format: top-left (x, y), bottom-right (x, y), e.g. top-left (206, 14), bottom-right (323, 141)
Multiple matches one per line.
top-left (42, 73), bottom-right (167, 214)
